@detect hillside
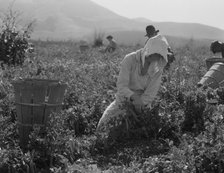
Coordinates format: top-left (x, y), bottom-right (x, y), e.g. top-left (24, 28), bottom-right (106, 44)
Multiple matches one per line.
top-left (109, 30), bottom-right (217, 47)
top-left (0, 0), bottom-right (223, 41)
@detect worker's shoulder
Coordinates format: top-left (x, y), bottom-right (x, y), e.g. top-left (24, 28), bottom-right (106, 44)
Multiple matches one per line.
top-left (150, 34), bottom-right (168, 43)
top-left (126, 51), bottom-right (137, 57)
top-left (111, 40), bottom-right (117, 46)
top-left (122, 49), bottom-right (141, 63)
top-left (112, 39), bottom-right (117, 43)
top-left (147, 35), bottom-right (169, 48)
top-left (126, 49), bottom-right (141, 58)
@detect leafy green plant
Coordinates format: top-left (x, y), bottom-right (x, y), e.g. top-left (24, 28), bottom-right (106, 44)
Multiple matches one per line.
top-left (93, 30), bottom-right (105, 47)
top-left (181, 90), bottom-right (207, 135)
top-left (1, 37), bottom-right (224, 172)
top-left (0, 4), bottom-right (34, 66)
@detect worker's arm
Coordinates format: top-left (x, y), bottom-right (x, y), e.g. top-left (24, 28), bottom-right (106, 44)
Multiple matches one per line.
top-left (116, 54), bottom-right (134, 102)
top-left (141, 58), bottom-right (166, 108)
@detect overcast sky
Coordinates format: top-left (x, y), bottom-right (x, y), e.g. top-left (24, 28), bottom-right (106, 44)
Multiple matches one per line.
top-left (91, 0), bottom-right (224, 30)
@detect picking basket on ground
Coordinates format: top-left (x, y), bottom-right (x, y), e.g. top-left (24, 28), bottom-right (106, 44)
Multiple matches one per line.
top-left (205, 57), bottom-right (224, 70)
top-left (12, 78), bottom-right (67, 147)
top-left (198, 62), bottom-right (224, 89)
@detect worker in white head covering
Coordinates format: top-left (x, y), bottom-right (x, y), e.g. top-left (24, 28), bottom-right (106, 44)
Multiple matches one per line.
top-left (96, 26), bottom-right (169, 144)
top-left (144, 25), bottom-right (175, 70)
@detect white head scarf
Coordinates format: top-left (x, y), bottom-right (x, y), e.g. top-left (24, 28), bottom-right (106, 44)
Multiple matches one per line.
top-left (141, 35), bottom-right (169, 66)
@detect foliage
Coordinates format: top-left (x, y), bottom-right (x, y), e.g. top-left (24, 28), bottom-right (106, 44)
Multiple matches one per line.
top-left (1, 39), bottom-right (224, 173)
top-left (181, 90), bottom-right (206, 134)
top-left (93, 30), bottom-right (105, 47)
top-left (0, 4), bottom-right (34, 66)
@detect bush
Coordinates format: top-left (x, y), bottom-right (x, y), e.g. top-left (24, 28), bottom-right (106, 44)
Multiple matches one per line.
top-left (181, 90), bottom-right (206, 134)
top-left (0, 5), bottom-right (34, 66)
top-left (93, 30), bottom-right (104, 47)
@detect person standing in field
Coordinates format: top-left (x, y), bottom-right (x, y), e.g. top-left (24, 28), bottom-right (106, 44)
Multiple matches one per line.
top-left (96, 26), bottom-right (169, 142)
top-left (104, 35), bottom-right (117, 53)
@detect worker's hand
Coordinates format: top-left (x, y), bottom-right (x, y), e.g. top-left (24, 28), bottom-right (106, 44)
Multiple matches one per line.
top-left (130, 93), bottom-right (144, 114)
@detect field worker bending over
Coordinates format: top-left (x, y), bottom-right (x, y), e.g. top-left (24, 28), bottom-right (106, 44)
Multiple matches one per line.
top-left (96, 29), bottom-right (169, 141)
top-left (104, 35), bottom-right (117, 53)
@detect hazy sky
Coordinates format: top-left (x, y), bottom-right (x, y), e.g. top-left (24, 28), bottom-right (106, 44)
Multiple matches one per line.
top-left (91, 0), bottom-right (224, 30)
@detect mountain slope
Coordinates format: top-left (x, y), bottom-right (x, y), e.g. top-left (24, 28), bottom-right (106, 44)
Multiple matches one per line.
top-left (109, 30), bottom-right (215, 48)
top-left (0, 0), bottom-right (223, 41)
top-left (153, 22), bottom-right (224, 40)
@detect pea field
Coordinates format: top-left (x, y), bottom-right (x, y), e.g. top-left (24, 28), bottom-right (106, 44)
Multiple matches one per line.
top-left (1, 38), bottom-right (224, 173)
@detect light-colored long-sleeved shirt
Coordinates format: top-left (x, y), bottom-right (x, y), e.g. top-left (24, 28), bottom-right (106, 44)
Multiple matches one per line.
top-left (115, 49), bottom-right (167, 108)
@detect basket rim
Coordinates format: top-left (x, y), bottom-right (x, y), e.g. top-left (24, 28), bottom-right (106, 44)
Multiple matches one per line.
top-left (11, 78), bottom-right (67, 87)
top-left (206, 57), bottom-right (224, 61)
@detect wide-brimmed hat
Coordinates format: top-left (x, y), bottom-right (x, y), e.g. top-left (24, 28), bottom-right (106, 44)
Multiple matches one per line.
top-left (145, 25), bottom-right (159, 37)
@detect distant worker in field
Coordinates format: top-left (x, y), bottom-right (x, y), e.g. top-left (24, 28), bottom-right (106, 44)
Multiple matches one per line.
top-left (145, 25), bottom-right (175, 70)
top-left (210, 40), bottom-right (224, 58)
top-left (104, 35), bottom-right (117, 53)
top-left (96, 27), bottom-right (169, 142)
